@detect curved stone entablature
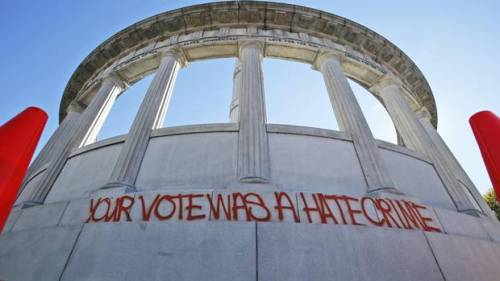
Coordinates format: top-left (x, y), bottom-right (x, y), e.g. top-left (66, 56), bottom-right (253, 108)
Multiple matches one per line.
top-left (60, 1), bottom-right (436, 126)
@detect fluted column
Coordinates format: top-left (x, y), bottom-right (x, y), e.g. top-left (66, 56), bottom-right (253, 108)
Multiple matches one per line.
top-left (314, 52), bottom-right (397, 194)
top-left (25, 76), bottom-right (124, 204)
top-left (417, 109), bottom-right (496, 219)
top-left (237, 40), bottom-right (270, 183)
top-left (229, 60), bottom-right (241, 122)
top-left (23, 103), bottom-right (83, 181)
top-left (373, 76), bottom-right (480, 215)
top-left (104, 49), bottom-right (186, 190)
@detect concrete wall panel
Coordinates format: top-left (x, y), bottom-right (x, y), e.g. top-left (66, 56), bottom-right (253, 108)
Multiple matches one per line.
top-left (0, 225), bottom-right (81, 281)
top-left (46, 144), bottom-right (123, 203)
top-left (480, 218), bottom-right (500, 243)
top-left (60, 221), bottom-right (256, 281)
top-left (269, 134), bottom-right (367, 195)
top-left (258, 223), bottom-right (444, 281)
top-left (12, 201), bottom-right (68, 232)
top-left (1, 208), bottom-right (22, 234)
top-left (380, 148), bottom-right (455, 210)
top-left (136, 133), bottom-right (237, 190)
top-left (426, 232), bottom-right (500, 281)
top-left (15, 170), bottom-right (46, 204)
top-left (434, 208), bottom-right (489, 240)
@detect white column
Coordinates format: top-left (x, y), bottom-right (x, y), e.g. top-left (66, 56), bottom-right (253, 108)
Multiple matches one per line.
top-left (104, 49), bottom-right (186, 190)
top-left (24, 103), bottom-right (83, 180)
top-left (237, 40), bottom-right (270, 183)
top-left (229, 60), bottom-right (241, 122)
top-left (314, 52), bottom-right (397, 194)
top-left (18, 105), bottom-right (82, 197)
top-left (26, 76), bottom-right (124, 204)
top-left (373, 76), bottom-right (480, 215)
top-left (417, 109), bottom-right (496, 219)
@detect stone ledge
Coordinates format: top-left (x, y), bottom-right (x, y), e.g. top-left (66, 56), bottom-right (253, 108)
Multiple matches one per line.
top-left (266, 123), bottom-right (351, 141)
top-left (69, 134), bottom-right (126, 158)
top-left (151, 123), bottom-right (239, 138)
top-left (377, 139), bottom-right (431, 163)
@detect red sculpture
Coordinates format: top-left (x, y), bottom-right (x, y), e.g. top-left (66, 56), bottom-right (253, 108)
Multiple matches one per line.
top-left (0, 107), bottom-right (47, 233)
top-left (470, 111), bottom-right (500, 202)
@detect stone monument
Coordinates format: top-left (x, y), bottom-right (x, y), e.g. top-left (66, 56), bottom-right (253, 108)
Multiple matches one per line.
top-left (2, 2), bottom-right (500, 280)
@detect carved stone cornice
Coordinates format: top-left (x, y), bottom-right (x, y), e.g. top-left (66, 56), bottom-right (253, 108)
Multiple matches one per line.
top-left (59, 1), bottom-right (436, 126)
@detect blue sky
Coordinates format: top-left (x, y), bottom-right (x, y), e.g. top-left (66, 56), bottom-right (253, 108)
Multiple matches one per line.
top-left (0, 0), bottom-right (499, 194)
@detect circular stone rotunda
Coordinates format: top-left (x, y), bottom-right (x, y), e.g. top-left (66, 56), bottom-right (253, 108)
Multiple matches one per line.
top-left (2, 2), bottom-right (500, 281)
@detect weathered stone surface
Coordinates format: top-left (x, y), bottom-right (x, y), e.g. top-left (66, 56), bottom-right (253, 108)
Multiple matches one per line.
top-left (376, 79), bottom-right (476, 214)
top-left (268, 133), bottom-right (367, 195)
top-left (419, 116), bottom-right (495, 218)
top-left (12, 201), bottom-right (68, 232)
top-left (237, 40), bottom-right (270, 183)
top-left (135, 133), bottom-right (237, 190)
top-left (479, 217), bottom-right (500, 243)
top-left (106, 51), bottom-right (185, 188)
top-left (89, 185), bottom-right (131, 198)
top-left (0, 225), bottom-right (81, 281)
top-left (60, 2), bottom-right (436, 130)
top-left (9, 2), bottom-right (494, 280)
top-left (1, 207), bottom-right (22, 234)
top-left (434, 208), bottom-right (489, 240)
top-left (45, 143), bottom-right (123, 203)
top-left (315, 53), bottom-right (395, 193)
top-left (39, 124), bottom-right (472, 212)
top-left (59, 198), bottom-right (92, 226)
top-left (258, 223), bottom-right (443, 281)
top-left (30, 77), bottom-right (124, 204)
top-left (380, 148), bottom-right (455, 210)
top-left (426, 232), bottom-right (500, 281)
top-left (61, 221), bottom-right (256, 281)
top-left (418, 206), bottom-right (444, 233)
top-left (15, 170), bottom-right (45, 204)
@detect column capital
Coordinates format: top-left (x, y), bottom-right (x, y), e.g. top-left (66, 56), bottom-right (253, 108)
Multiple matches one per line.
top-left (369, 74), bottom-right (404, 95)
top-left (66, 101), bottom-right (85, 114)
top-left (159, 47), bottom-right (188, 67)
top-left (238, 39), bottom-right (264, 58)
top-left (100, 73), bottom-right (128, 90)
top-left (416, 106), bottom-right (432, 120)
top-left (312, 50), bottom-right (343, 70)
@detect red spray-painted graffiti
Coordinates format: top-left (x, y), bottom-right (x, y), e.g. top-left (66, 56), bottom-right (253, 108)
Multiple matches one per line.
top-left (86, 192), bottom-right (441, 233)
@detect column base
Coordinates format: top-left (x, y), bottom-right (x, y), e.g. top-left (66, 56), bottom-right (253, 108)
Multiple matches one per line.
top-left (239, 176), bottom-right (268, 184)
top-left (366, 187), bottom-right (404, 197)
top-left (100, 181), bottom-right (136, 191)
top-left (17, 200), bottom-right (43, 209)
top-left (94, 182), bottom-right (137, 198)
top-left (228, 180), bottom-right (280, 191)
top-left (460, 208), bottom-right (484, 218)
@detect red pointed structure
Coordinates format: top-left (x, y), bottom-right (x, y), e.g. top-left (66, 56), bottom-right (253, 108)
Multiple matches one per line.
top-left (0, 107), bottom-right (47, 233)
top-left (470, 111), bottom-right (500, 202)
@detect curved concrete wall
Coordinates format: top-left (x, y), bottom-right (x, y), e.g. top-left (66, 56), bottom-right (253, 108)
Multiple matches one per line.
top-left (19, 125), bottom-right (453, 209)
top-left (2, 203), bottom-right (500, 281)
top-left (5, 125), bottom-right (499, 281)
